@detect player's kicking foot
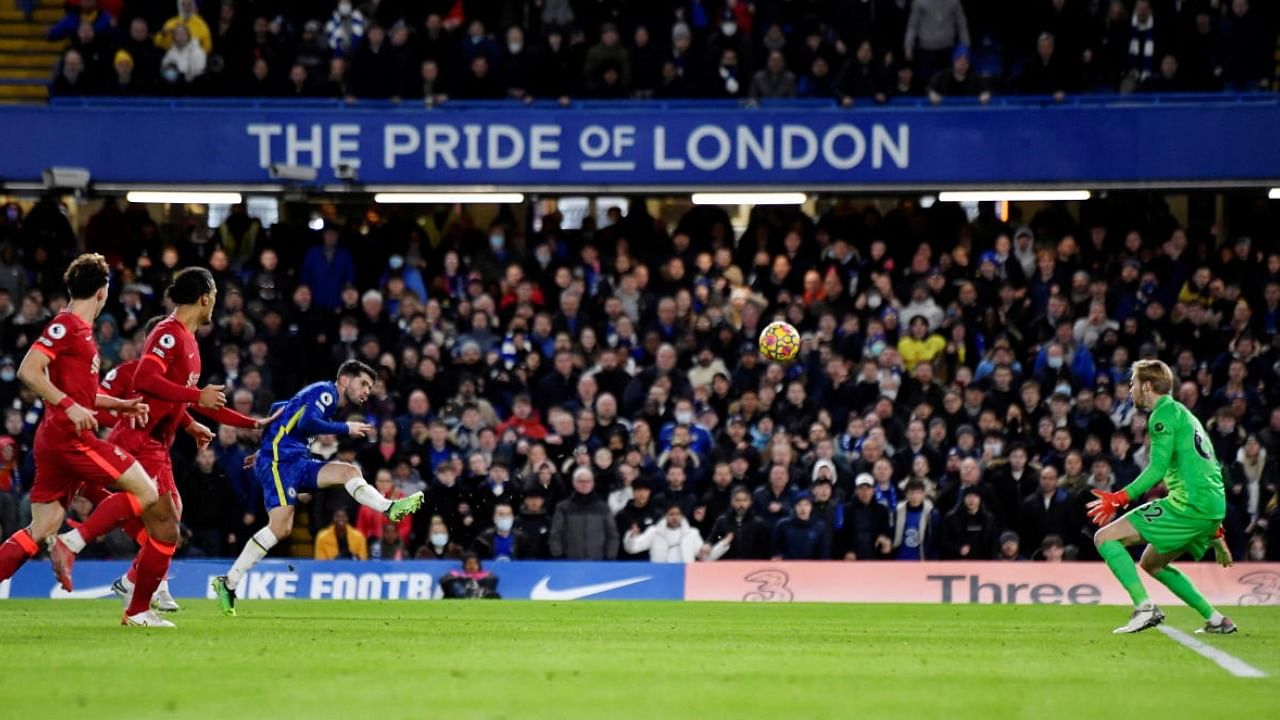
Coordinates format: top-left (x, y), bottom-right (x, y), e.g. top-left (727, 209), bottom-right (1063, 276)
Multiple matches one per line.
top-left (387, 491), bottom-right (425, 522)
top-left (212, 575), bottom-right (237, 617)
top-left (152, 580), bottom-right (180, 613)
top-left (121, 610), bottom-right (176, 628)
top-left (1113, 601), bottom-right (1165, 634)
top-left (48, 537), bottom-right (76, 592)
top-left (1196, 616), bottom-right (1237, 634)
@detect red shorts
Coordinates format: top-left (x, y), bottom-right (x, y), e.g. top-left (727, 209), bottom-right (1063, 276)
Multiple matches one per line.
top-left (31, 432), bottom-right (137, 507)
top-left (129, 443), bottom-right (176, 497)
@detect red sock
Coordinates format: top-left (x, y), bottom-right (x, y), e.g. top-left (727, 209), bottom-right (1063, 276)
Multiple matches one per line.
top-left (126, 549), bottom-right (142, 584)
top-left (126, 536), bottom-right (175, 616)
top-left (77, 492), bottom-right (143, 545)
top-left (0, 529), bottom-right (40, 581)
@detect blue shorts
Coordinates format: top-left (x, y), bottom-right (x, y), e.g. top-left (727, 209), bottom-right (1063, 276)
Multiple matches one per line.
top-left (256, 452), bottom-right (324, 510)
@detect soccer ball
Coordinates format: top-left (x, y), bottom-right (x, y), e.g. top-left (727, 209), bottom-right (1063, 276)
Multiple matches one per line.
top-left (759, 321), bottom-right (801, 362)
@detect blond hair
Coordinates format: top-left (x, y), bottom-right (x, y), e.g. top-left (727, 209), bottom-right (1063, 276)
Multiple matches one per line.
top-left (1131, 359), bottom-right (1174, 396)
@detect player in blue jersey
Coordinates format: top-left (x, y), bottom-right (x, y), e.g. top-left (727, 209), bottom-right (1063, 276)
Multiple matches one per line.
top-left (212, 360), bottom-right (423, 615)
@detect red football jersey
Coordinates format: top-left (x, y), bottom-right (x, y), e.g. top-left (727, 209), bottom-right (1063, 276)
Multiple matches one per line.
top-left (116, 316), bottom-right (201, 446)
top-left (32, 310), bottom-right (101, 441)
top-left (99, 358), bottom-right (137, 397)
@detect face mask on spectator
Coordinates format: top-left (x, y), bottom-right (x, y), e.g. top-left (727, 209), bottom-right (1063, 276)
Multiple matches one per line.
top-left (430, 532), bottom-right (448, 547)
top-left (338, 1), bottom-right (353, 14)
top-left (721, 22), bottom-right (737, 37)
top-left (162, 66), bottom-right (180, 83)
top-left (508, 41), bottom-right (523, 54)
top-left (0, 369), bottom-right (13, 382)
top-left (489, 233), bottom-right (505, 251)
top-left (986, 441), bottom-right (1003, 456)
top-left (1055, 383), bottom-right (1073, 397)
top-left (340, 328), bottom-right (358, 343)
top-left (1047, 356), bottom-right (1064, 369)
top-left (535, 248), bottom-right (551, 265)
top-left (676, 410), bottom-right (693, 424)
top-left (495, 517), bottom-right (514, 532)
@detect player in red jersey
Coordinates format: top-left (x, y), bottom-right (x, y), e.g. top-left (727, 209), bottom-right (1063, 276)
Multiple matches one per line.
top-left (0, 255), bottom-right (154, 602)
top-left (52, 268), bottom-right (278, 625)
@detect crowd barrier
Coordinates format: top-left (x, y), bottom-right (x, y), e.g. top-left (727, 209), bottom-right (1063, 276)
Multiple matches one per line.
top-left (3, 560), bottom-right (1278, 605)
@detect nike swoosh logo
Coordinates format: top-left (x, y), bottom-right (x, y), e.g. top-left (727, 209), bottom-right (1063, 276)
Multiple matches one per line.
top-left (529, 575), bottom-right (651, 601)
top-left (51, 584), bottom-right (116, 600)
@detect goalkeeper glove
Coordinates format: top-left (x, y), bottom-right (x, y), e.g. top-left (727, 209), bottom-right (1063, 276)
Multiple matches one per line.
top-left (1086, 488), bottom-right (1129, 527)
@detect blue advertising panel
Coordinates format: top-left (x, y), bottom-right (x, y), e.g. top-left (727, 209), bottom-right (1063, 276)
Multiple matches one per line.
top-left (0, 559), bottom-right (685, 601)
top-left (1, 98), bottom-right (1277, 187)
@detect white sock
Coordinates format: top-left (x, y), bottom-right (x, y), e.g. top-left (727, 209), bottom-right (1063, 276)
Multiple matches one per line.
top-left (226, 527), bottom-right (277, 591)
top-left (58, 529), bottom-right (86, 554)
top-left (1209, 610), bottom-right (1224, 624)
top-left (156, 579), bottom-right (170, 595)
top-left (345, 478), bottom-right (393, 513)
top-left (118, 574), bottom-right (135, 592)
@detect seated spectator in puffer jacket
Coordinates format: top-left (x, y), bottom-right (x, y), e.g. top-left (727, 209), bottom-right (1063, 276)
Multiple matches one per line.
top-left (314, 509), bottom-right (368, 560)
top-left (623, 504), bottom-right (704, 562)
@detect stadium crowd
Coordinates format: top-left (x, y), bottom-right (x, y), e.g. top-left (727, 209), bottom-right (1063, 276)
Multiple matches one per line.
top-left (0, 191), bottom-right (1278, 565)
top-left (46, 1), bottom-right (1280, 101)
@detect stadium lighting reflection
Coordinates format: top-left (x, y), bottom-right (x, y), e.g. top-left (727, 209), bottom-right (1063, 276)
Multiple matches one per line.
top-left (938, 190), bottom-right (1091, 202)
top-left (373, 192), bottom-right (525, 204)
top-left (691, 192), bottom-right (807, 206)
top-left (126, 191), bottom-right (243, 204)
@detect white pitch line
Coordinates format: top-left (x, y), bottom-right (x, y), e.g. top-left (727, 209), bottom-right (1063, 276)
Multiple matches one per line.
top-left (1157, 625), bottom-right (1268, 678)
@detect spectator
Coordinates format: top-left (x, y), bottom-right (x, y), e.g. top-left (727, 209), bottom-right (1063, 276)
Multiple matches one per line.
top-left (703, 485), bottom-right (772, 560)
top-left (370, 523), bottom-right (406, 560)
top-left (470, 502), bottom-right (532, 561)
top-left (516, 486), bottom-right (552, 559)
top-left (1020, 32), bottom-right (1078, 99)
top-left (325, 0), bottom-right (367, 58)
top-left (841, 474), bottom-right (893, 560)
top-left (898, 315), bottom-right (946, 372)
top-left (549, 468), bottom-right (619, 560)
top-left (1020, 464), bottom-right (1072, 553)
top-left (615, 476), bottom-right (662, 560)
top-left (1140, 54), bottom-right (1189, 93)
top-left (905, 0), bottom-right (971, 81)
top-left (156, 0), bottom-right (213, 53)
top-left (941, 487), bottom-right (1001, 559)
top-left (750, 50), bottom-right (796, 99)
top-left (314, 509), bottom-right (369, 560)
top-left (996, 531), bottom-right (1024, 560)
top-left (349, 24), bottom-right (400, 99)
top-left (1219, 0), bottom-right (1270, 91)
top-left (928, 45), bottom-right (990, 104)
top-left (300, 225), bottom-right (356, 310)
top-left (623, 504), bottom-right (703, 563)
top-left (51, 50), bottom-right (92, 97)
top-left (771, 494), bottom-right (829, 560)
top-left (162, 24), bottom-right (208, 83)
top-left (705, 48), bottom-right (744, 98)
top-left (583, 23), bottom-right (630, 96)
top-left (419, 515), bottom-right (465, 560)
top-left (1120, 0), bottom-right (1159, 93)
top-left (175, 447), bottom-right (232, 557)
top-left (49, 0), bottom-right (112, 42)
top-left (836, 40), bottom-right (881, 106)
top-left (894, 479), bottom-right (940, 560)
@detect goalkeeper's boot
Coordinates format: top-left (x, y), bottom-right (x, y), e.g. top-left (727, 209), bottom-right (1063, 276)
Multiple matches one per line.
top-left (1113, 601), bottom-right (1165, 634)
top-left (212, 575), bottom-right (237, 617)
top-left (122, 609), bottom-right (175, 628)
top-left (152, 579), bottom-right (180, 613)
top-left (1196, 616), bottom-right (1238, 634)
top-left (387, 491), bottom-right (425, 522)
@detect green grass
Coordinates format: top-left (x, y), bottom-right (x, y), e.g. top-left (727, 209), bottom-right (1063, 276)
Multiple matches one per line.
top-left (0, 600), bottom-right (1275, 720)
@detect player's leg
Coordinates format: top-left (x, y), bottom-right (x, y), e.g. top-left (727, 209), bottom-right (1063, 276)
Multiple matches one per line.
top-left (0, 501), bottom-right (65, 580)
top-left (123, 490), bottom-right (180, 625)
top-left (1139, 539), bottom-right (1236, 633)
top-left (215, 504), bottom-right (294, 616)
top-left (1094, 513), bottom-right (1164, 634)
top-left (50, 452), bottom-right (159, 590)
top-left (316, 461), bottom-right (423, 520)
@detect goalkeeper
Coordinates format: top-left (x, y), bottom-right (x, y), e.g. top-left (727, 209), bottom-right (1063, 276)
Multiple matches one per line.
top-left (1088, 359), bottom-right (1237, 635)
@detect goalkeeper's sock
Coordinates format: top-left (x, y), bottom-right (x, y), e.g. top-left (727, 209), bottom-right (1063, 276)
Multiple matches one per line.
top-left (1151, 565), bottom-right (1215, 620)
top-left (1099, 540), bottom-right (1150, 606)
top-left (345, 477), bottom-right (392, 513)
top-left (226, 527), bottom-right (278, 592)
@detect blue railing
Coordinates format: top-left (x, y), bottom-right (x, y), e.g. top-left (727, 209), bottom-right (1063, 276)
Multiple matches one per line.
top-left (45, 92), bottom-right (1279, 113)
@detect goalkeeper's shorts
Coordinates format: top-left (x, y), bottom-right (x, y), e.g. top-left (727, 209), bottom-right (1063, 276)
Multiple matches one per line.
top-left (1124, 498), bottom-right (1222, 560)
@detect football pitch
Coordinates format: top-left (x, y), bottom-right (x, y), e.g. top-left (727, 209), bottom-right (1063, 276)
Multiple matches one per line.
top-left (1, 601), bottom-right (1275, 720)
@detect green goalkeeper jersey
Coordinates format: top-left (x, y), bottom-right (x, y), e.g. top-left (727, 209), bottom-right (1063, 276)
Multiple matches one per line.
top-left (1122, 394), bottom-right (1225, 519)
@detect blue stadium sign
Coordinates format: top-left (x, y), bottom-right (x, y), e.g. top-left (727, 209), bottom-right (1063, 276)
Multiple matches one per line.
top-left (3, 99), bottom-right (1278, 188)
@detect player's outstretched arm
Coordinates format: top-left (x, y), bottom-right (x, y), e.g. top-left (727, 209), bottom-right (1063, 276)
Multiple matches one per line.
top-left (1122, 405), bottom-right (1176, 501)
top-left (190, 403), bottom-right (284, 430)
top-left (17, 346), bottom-right (96, 432)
